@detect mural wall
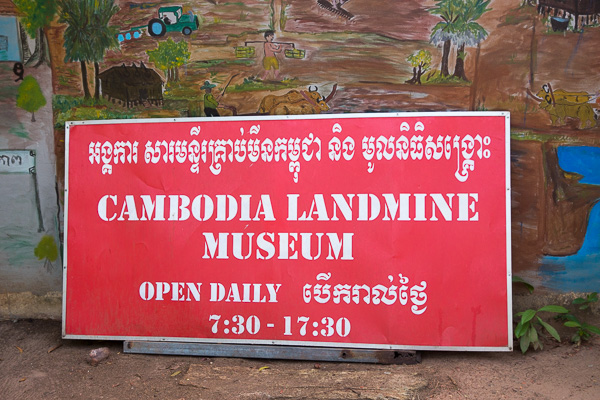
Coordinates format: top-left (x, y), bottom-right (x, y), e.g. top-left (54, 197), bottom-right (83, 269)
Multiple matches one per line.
top-left (2, 0), bottom-right (600, 317)
top-left (0, 1), bottom-right (61, 318)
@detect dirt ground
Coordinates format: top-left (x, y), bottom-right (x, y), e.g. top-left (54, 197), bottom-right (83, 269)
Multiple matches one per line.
top-left (1, 316), bottom-right (599, 400)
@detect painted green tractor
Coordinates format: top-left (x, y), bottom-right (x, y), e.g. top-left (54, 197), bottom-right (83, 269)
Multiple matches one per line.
top-left (148, 6), bottom-right (199, 37)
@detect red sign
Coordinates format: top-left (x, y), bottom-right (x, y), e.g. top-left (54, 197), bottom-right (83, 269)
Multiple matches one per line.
top-left (64, 112), bottom-right (511, 351)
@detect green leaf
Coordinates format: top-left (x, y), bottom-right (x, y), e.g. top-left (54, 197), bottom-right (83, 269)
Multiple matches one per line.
top-left (512, 276), bottom-right (534, 293)
top-left (537, 317), bottom-right (561, 342)
top-left (583, 324), bottom-right (600, 335)
top-left (520, 309), bottom-right (536, 324)
top-left (572, 298), bottom-right (586, 305)
top-left (520, 333), bottom-right (531, 354)
top-left (515, 321), bottom-right (526, 337)
top-left (538, 305), bottom-right (569, 314)
top-left (564, 321), bottom-right (582, 328)
top-left (528, 325), bottom-right (539, 344)
top-left (582, 331), bottom-right (591, 341)
top-left (565, 314), bottom-right (578, 322)
top-left (515, 321), bottom-right (528, 338)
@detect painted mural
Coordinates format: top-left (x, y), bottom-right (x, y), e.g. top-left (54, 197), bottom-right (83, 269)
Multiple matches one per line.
top-left (0, 0), bottom-right (61, 318)
top-left (1, 0), bottom-right (600, 317)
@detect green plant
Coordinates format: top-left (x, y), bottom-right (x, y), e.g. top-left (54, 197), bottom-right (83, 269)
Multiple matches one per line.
top-left (512, 281), bottom-right (600, 351)
top-left (572, 292), bottom-right (598, 310)
top-left (512, 275), bottom-right (534, 293)
top-left (554, 293), bottom-right (600, 345)
top-left (563, 314), bottom-right (600, 345)
top-left (514, 305), bottom-right (568, 353)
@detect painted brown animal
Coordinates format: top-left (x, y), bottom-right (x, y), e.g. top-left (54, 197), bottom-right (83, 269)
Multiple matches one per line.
top-left (527, 83), bottom-right (597, 129)
top-left (258, 84), bottom-right (337, 115)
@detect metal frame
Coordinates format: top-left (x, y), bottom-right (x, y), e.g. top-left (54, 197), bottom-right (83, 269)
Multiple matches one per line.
top-left (63, 111), bottom-right (512, 352)
top-left (123, 341), bottom-right (421, 364)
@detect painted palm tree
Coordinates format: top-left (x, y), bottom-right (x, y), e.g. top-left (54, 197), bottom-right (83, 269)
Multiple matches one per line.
top-left (451, 0), bottom-right (490, 81)
top-left (429, 0), bottom-right (462, 77)
top-left (58, 0), bottom-right (120, 99)
top-left (88, 0), bottom-right (120, 100)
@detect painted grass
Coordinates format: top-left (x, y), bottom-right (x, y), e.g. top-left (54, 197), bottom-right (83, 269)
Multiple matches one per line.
top-left (229, 76), bottom-right (303, 92)
top-left (422, 70), bottom-right (470, 86)
top-left (53, 95), bottom-right (137, 128)
top-left (8, 123), bottom-right (30, 139)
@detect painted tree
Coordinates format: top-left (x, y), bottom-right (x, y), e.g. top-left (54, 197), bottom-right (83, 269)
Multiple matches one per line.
top-left (146, 38), bottom-right (191, 84)
top-left (58, 0), bottom-right (120, 99)
top-left (451, 0), bottom-right (490, 81)
top-left (13, 0), bottom-right (57, 67)
top-left (17, 75), bottom-right (46, 122)
top-left (429, 0), bottom-right (461, 77)
top-left (406, 50), bottom-right (432, 85)
top-left (429, 0), bottom-right (490, 81)
top-left (34, 235), bottom-right (59, 272)
top-left (88, 0), bottom-right (120, 100)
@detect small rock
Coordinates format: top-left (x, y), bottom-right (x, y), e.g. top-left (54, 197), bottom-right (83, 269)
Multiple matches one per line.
top-left (88, 347), bottom-right (110, 366)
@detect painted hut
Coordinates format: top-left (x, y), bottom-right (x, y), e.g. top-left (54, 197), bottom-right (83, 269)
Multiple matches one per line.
top-left (98, 62), bottom-right (164, 108)
top-left (0, 0), bottom-right (17, 14)
top-left (538, 0), bottom-right (600, 30)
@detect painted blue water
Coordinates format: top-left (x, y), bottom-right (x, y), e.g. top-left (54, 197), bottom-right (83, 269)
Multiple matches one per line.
top-left (0, 16), bottom-right (22, 62)
top-left (541, 146), bottom-right (600, 292)
top-left (557, 146), bottom-right (600, 185)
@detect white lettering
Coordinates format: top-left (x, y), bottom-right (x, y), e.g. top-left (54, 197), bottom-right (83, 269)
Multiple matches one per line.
top-left (98, 195), bottom-right (117, 221)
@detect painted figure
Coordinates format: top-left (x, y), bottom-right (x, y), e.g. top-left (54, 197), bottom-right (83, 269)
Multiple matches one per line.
top-left (201, 81), bottom-right (221, 117)
top-left (261, 30), bottom-right (291, 81)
